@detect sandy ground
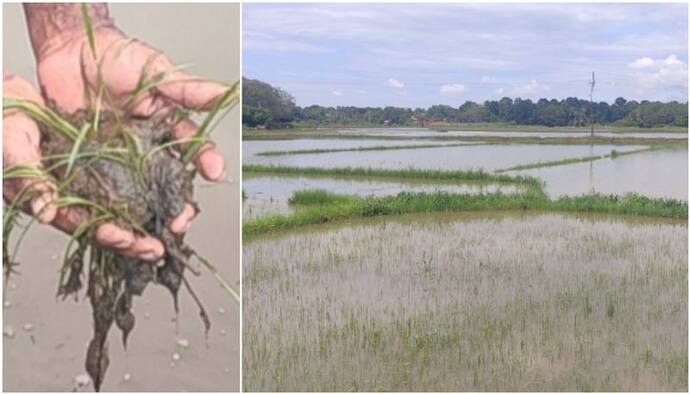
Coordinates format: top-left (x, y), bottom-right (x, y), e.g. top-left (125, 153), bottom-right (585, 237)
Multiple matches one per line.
top-left (3, 3), bottom-right (241, 391)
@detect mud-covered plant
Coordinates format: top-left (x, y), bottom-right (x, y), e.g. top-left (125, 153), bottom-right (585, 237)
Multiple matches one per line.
top-left (2, 6), bottom-right (239, 391)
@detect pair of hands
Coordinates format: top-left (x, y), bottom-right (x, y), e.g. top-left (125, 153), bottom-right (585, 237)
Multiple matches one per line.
top-left (4, 27), bottom-right (227, 261)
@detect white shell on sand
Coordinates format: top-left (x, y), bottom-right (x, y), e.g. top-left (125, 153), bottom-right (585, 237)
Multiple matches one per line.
top-left (176, 338), bottom-right (190, 348)
top-left (74, 373), bottom-right (90, 388)
top-left (4, 326), bottom-right (16, 338)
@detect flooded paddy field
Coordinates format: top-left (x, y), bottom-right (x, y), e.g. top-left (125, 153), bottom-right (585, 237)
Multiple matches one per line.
top-left (244, 142), bottom-right (646, 173)
top-left (517, 148), bottom-right (688, 200)
top-left (243, 173), bottom-right (523, 219)
top-left (243, 212), bottom-right (687, 391)
top-left (242, 138), bottom-right (455, 158)
top-left (242, 133), bottom-right (688, 391)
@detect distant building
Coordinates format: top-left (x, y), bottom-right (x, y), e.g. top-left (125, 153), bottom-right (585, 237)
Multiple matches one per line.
top-left (410, 115), bottom-right (426, 127)
top-left (411, 116), bottom-right (448, 127)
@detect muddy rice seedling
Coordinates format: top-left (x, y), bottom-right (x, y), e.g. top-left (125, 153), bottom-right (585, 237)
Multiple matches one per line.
top-left (3, 7), bottom-right (239, 391)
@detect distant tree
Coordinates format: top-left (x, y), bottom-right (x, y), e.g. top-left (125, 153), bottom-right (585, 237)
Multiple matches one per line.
top-left (241, 78), bottom-right (688, 129)
top-left (242, 77), bottom-right (296, 128)
top-left (242, 105), bottom-right (272, 127)
top-left (426, 105), bottom-right (457, 121)
top-left (456, 101), bottom-right (486, 123)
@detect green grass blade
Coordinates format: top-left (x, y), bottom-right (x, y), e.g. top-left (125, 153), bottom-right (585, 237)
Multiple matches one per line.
top-left (4, 98), bottom-right (79, 140)
top-left (65, 123), bottom-right (91, 176)
top-left (81, 4), bottom-right (97, 60)
top-left (125, 63), bottom-right (193, 109)
top-left (3, 165), bottom-right (50, 181)
top-left (182, 82), bottom-right (240, 163)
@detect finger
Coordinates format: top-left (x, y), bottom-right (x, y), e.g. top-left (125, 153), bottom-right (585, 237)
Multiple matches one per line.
top-left (156, 69), bottom-right (228, 111)
top-left (4, 73), bottom-right (45, 106)
top-left (170, 119), bottom-right (225, 181)
top-left (28, 181), bottom-right (58, 224)
top-left (127, 93), bottom-right (171, 118)
top-left (3, 178), bottom-right (58, 225)
top-left (50, 206), bottom-right (90, 234)
top-left (119, 236), bottom-right (165, 262)
top-left (168, 203), bottom-right (197, 234)
top-left (52, 208), bottom-right (164, 262)
top-left (95, 223), bottom-right (164, 261)
top-left (195, 144), bottom-right (225, 182)
top-left (94, 222), bottom-right (136, 250)
top-left (4, 74), bottom-right (56, 223)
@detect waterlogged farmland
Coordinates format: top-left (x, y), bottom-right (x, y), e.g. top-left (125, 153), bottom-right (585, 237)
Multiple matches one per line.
top-left (244, 212), bottom-right (687, 391)
top-left (517, 147), bottom-right (688, 200)
top-left (242, 129), bottom-right (688, 391)
top-left (242, 138), bottom-right (456, 158)
top-left (245, 142), bottom-right (646, 173)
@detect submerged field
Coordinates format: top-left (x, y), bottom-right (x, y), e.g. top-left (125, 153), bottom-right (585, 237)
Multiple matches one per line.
top-left (242, 129), bottom-right (688, 391)
top-left (244, 212), bottom-right (687, 391)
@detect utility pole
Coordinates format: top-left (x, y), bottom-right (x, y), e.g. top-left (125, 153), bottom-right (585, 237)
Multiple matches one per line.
top-left (588, 71), bottom-right (596, 137)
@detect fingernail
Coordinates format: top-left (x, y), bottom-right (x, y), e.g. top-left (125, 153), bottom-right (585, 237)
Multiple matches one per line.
top-left (198, 152), bottom-right (225, 181)
top-left (139, 252), bottom-right (159, 262)
top-left (206, 165), bottom-right (224, 182)
top-left (31, 196), bottom-right (53, 224)
top-left (31, 198), bottom-right (47, 218)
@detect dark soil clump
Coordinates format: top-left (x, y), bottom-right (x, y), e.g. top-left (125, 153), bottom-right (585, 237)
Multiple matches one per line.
top-left (39, 108), bottom-right (209, 391)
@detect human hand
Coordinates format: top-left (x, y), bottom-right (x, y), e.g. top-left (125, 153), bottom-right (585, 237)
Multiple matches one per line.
top-left (3, 72), bottom-right (167, 261)
top-left (22, 4), bottom-right (231, 260)
top-left (35, 26), bottom-right (227, 182)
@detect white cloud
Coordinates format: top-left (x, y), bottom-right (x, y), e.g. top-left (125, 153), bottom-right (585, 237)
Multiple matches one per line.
top-left (495, 87), bottom-right (505, 95)
top-left (245, 4), bottom-right (688, 104)
top-left (440, 84), bottom-right (466, 94)
top-left (512, 80), bottom-right (551, 96)
top-left (628, 54), bottom-right (688, 90)
top-left (386, 78), bottom-right (405, 89)
top-left (629, 57), bottom-right (655, 69)
top-left (332, 90), bottom-right (344, 96)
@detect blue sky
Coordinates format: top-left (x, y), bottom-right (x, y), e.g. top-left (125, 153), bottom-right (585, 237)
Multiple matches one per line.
top-left (243, 3), bottom-right (688, 107)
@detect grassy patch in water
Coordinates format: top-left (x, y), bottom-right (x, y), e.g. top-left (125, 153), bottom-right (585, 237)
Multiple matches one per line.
top-left (244, 190), bottom-right (688, 239)
top-left (288, 188), bottom-right (354, 206)
top-left (243, 164), bottom-right (543, 190)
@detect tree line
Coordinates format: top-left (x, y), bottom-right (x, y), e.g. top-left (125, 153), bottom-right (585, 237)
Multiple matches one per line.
top-left (243, 78), bottom-right (688, 129)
